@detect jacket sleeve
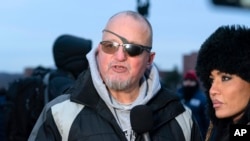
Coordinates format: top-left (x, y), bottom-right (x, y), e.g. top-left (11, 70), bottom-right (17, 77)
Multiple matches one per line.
top-left (175, 106), bottom-right (203, 141)
top-left (28, 107), bottom-right (61, 141)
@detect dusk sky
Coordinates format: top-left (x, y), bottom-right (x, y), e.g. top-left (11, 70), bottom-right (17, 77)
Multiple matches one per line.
top-left (1, 0), bottom-right (250, 73)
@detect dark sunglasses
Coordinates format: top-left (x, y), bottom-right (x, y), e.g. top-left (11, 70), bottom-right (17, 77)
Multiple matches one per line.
top-left (100, 41), bottom-right (152, 57)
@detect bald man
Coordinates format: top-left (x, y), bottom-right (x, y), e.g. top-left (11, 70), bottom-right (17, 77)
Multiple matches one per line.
top-left (28, 11), bottom-right (202, 141)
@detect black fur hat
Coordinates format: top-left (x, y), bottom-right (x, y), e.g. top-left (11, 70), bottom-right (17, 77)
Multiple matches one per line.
top-left (195, 25), bottom-right (250, 125)
top-left (196, 25), bottom-right (250, 92)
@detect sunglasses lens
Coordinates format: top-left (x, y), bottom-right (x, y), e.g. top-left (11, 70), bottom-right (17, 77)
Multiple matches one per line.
top-left (101, 41), bottom-right (117, 54)
top-left (124, 44), bottom-right (143, 56)
top-left (100, 41), bottom-right (146, 57)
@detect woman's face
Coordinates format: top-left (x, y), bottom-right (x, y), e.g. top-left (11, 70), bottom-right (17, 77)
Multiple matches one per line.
top-left (209, 70), bottom-right (250, 123)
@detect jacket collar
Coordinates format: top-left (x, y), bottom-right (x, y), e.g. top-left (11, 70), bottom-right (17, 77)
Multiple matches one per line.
top-left (70, 69), bottom-right (127, 140)
top-left (70, 68), bottom-right (100, 108)
top-left (70, 68), bottom-right (185, 131)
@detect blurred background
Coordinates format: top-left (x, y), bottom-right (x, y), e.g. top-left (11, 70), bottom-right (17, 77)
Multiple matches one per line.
top-left (1, 0), bottom-right (250, 90)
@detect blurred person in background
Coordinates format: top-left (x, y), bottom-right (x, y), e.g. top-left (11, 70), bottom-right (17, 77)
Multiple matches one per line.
top-left (5, 34), bottom-right (92, 141)
top-left (178, 70), bottom-right (209, 139)
top-left (0, 87), bottom-right (8, 141)
top-left (48, 34), bottom-right (92, 100)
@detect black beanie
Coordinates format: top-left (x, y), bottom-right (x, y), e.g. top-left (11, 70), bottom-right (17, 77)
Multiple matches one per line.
top-left (53, 34), bottom-right (92, 78)
top-left (196, 25), bottom-right (250, 91)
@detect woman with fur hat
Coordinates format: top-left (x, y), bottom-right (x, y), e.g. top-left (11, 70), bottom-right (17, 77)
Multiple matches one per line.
top-left (196, 25), bottom-right (250, 141)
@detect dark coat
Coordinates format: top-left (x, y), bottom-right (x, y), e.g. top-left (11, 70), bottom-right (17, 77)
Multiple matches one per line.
top-left (28, 70), bottom-right (203, 141)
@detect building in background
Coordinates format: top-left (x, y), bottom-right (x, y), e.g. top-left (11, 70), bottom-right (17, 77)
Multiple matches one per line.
top-left (183, 51), bottom-right (198, 75)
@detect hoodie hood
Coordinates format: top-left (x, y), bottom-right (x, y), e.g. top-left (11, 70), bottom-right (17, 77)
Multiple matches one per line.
top-left (53, 34), bottom-right (92, 78)
top-left (86, 47), bottom-right (161, 110)
top-left (86, 48), bottom-right (161, 137)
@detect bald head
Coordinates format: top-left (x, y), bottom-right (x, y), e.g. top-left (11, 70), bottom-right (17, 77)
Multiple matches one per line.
top-left (104, 11), bottom-right (153, 47)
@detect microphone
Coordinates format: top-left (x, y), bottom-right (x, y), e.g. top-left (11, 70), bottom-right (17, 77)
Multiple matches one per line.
top-left (130, 105), bottom-right (153, 141)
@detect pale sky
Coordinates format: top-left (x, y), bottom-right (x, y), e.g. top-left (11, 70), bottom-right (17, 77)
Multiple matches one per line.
top-left (1, 0), bottom-right (250, 73)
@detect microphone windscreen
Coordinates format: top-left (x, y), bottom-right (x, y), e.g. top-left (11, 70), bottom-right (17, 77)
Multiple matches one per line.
top-left (130, 105), bottom-right (153, 134)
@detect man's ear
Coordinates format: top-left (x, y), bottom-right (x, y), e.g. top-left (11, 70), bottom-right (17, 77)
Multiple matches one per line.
top-left (147, 52), bottom-right (155, 67)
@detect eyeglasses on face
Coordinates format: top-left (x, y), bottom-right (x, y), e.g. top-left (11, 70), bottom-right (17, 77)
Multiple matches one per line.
top-left (100, 41), bottom-right (152, 57)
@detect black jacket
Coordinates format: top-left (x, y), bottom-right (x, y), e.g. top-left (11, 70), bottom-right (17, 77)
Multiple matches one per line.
top-left (28, 70), bottom-right (203, 141)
